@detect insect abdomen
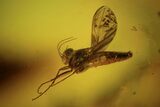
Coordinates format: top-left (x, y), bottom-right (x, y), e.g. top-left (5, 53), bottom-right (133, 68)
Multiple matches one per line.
top-left (88, 51), bottom-right (132, 67)
top-left (88, 54), bottom-right (109, 67)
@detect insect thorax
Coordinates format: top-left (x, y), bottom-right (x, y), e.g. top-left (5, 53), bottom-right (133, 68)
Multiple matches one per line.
top-left (69, 48), bottom-right (89, 68)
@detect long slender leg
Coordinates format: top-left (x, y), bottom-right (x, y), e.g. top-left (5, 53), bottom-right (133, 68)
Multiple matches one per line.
top-left (32, 66), bottom-right (72, 101)
top-left (37, 66), bottom-right (70, 94)
top-left (51, 70), bottom-right (75, 87)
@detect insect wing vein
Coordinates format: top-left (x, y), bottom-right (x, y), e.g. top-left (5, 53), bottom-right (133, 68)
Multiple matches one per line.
top-left (91, 6), bottom-right (117, 52)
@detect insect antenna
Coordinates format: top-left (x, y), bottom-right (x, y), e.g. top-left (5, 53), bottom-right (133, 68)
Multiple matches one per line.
top-left (57, 37), bottom-right (77, 57)
top-left (57, 37), bottom-right (73, 56)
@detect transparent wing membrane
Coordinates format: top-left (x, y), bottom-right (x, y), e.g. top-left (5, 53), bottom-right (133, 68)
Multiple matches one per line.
top-left (91, 6), bottom-right (117, 52)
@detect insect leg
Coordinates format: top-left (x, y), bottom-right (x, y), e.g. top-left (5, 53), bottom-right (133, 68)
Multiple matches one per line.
top-left (51, 70), bottom-right (75, 87)
top-left (32, 67), bottom-right (73, 101)
top-left (37, 66), bottom-right (70, 94)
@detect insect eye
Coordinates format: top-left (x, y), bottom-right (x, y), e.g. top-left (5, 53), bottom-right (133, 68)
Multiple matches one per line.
top-left (65, 48), bottom-right (73, 56)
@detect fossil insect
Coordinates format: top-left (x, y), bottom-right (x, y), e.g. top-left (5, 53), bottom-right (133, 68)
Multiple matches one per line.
top-left (32, 6), bottom-right (132, 100)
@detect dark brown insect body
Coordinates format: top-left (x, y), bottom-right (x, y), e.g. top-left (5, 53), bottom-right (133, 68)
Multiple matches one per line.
top-left (67, 48), bottom-right (132, 73)
top-left (32, 6), bottom-right (132, 100)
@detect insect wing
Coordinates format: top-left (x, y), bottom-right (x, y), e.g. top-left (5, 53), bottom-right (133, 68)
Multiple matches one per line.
top-left (91, 6), bottom-right (117, 52)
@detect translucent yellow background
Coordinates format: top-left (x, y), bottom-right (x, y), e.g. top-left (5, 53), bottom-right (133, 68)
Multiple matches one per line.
top-left (0, 0), bottom-right (160, 107)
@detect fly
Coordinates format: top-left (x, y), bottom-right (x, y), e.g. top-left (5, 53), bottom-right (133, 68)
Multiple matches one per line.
top-left (32, 6), bottom-right (132, 100)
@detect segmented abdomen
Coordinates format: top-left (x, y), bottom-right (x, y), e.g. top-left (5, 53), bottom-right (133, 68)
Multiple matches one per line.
top-left (88, 51), bottom-right (132, 67)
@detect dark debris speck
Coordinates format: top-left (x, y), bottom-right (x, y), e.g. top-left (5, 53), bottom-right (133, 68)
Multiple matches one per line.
top-left (131, 26), bottom-right (137, 31)
top-left (158, 49), bottom-right (160, 53)
top-left (133, 91), bottom-right (136, 95)
top-left (158, 11), bottom-right (160, 17)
